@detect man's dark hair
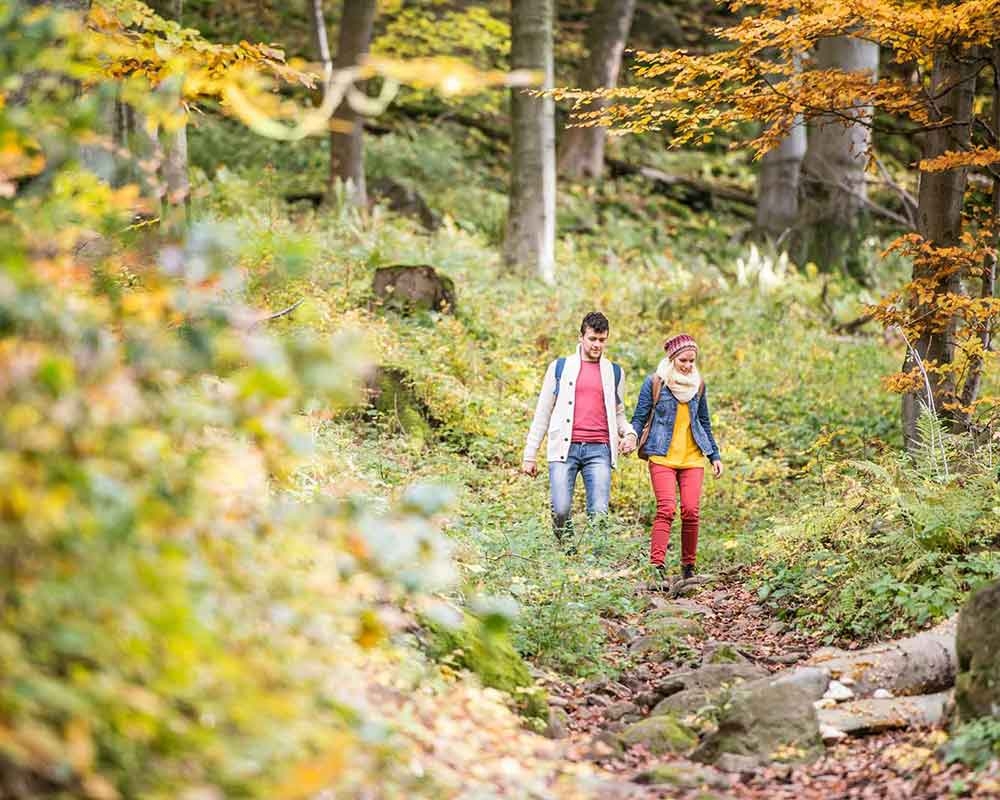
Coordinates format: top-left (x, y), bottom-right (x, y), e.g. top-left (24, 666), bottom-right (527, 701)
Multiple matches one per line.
top-left (580, 311), bottom-right (609, 335)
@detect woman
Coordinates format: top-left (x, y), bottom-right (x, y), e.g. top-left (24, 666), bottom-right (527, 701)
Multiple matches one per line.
top-left (630, 333), bottom-right (723, 580)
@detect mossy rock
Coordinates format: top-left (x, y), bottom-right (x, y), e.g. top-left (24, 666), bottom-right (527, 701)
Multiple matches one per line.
top-left (646, 610), bottom-right (706, 640)
top-left (635, 762), bottom-right (730, 791)
top-left (422, 612), bottom-right (547, 722)
top-left (364, 366), bottom-right (437, 440)
top-left (619, 714), bottom-right (698, 756)
top-left (704, 643), bottom-right (746, 665)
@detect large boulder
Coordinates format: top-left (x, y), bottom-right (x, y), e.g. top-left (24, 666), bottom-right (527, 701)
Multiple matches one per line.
top-left (691, 679), bottom-right (823, 767)
top-left (372, 264), bottom-right (456, 315)
top-left (955, 579), bottom-right (1000, 720)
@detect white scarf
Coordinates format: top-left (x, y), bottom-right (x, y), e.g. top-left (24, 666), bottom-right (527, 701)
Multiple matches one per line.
top-left (655, 357), bottom-right (702, 403)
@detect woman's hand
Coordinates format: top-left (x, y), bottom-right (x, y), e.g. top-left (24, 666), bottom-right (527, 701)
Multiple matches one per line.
top-left (711, 460), bottom-right (723, 478)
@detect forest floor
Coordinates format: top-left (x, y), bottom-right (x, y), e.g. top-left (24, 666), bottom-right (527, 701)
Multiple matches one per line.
top-left (536, 568), bottom-right (1000, 800)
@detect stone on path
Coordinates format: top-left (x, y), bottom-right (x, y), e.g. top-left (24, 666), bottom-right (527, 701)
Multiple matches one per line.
top-left (618, 714), bottom-right (698, 756)
top-left (955, 578), bottom-right (1000, 722)
top-left (692, 679), bottom-right (823, 767)
top-left (634, 761), bottom-right (732, 790)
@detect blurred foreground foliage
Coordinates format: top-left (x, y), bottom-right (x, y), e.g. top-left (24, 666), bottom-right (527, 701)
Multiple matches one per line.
top-left (1, 4), bottom-right (608, 799)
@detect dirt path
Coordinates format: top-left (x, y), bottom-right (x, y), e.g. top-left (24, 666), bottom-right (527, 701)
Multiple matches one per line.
top-left (535, 571), bottom-right (1000, 799)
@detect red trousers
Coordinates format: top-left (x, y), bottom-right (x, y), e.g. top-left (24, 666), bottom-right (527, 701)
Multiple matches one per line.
top-left (648, 464), bottom-right (704, 567)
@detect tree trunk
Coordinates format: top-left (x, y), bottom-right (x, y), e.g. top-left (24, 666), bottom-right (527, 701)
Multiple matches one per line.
top-left (805, 616), bottom-right (957, 697)
top-left (504, 0), bottom-right (556, 282)
top-left (328, 0), bottom-right (377, 208)
top-left (311, 0), bottom-right (332, 74)
top-left (755, 121), bottom-right (806, 239)
top-left (956, 44), bottom-right (1000, 432)
top-left (902, 48), bottom-right (978, 450)
top-left (558, 0), bottom-right (636, 180)
top-left (817, 690), bottom-right (952, 735)
top-left (152, 0), bottom-right (188, 233)
top-left (798, 36), bottom-right (878, 278)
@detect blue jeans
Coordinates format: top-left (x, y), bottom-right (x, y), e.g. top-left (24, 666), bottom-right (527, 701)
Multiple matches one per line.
top-left (548, 442), bottom-right (612, 536)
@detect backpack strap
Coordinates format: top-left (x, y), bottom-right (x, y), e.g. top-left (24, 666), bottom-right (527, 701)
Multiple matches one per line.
top-left (612, 362), bottom-right (622, 406)
top-left (552, 357), bottom-right (567, 396)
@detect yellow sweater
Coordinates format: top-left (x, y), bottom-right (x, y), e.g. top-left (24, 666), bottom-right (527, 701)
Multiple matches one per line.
top-left (649, 404), bottom-right (704, 469)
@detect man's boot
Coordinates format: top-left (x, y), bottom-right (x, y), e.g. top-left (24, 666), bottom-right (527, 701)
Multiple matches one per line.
top-left (682, 564), bottom-right (695, 580)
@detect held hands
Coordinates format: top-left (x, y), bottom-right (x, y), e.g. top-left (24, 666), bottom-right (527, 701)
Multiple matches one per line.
top-left (619, 433), bottom-right (638, 455)
top-left (522, 460), bottom-right (538, 477)
top-left (712, 460), bottom-right (724, 478)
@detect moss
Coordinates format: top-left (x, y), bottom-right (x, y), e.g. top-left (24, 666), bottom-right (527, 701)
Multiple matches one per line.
top-left (422, 612), bottom-right (548, 722)
top-left (706, 645), bottom-right (743, 664)
top-left (619, 714), bottom-right (698, 755)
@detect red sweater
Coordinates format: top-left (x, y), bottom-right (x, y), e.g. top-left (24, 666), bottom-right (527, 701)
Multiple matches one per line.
top-left (570, 360), bottom-right (609, 443)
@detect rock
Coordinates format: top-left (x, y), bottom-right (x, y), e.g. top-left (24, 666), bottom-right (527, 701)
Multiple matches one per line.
top-left (585, 730), bottom-right (624, 761)
top-left (369, 177), bottom-right (441, 231)
top-left (647, 607), bottom-right (707, 636)
top-left (768, 650), bottom-right (808, 665)
top-left (619, 715), bottom-right (698, 756)
top-left (746, 604), bottom-right (765, 616)
top-left (872, 688), bottom-right (894, 699)
top-left (372, 264), bottom-right (456, 314)
top-left (652, 663), bottom-right (769, 717)
top-left (703, 641), bottom-right (749, 665)
top-left (692, 680), bottom-right (823, 767)
top-left (715, 753), bottom-right (761, 774)
top-left (421, 610), bottom-right (547, 723)
top-left (635, 762), bottom-right (732, 789)
top-left (543, 706), bottom-right (570, 739)
top-left (820, 723), bottom-right (848, 743)
top-left (822, 680), bottom-right (855, 702)
top-left (604, 701), bottom-right (640, 721)
top-left (766, 621), bottom-right (788, 636)
top-left (767, 666), bottom-right (831, 702)
top-left (650, 598), bottom-right (713, 618)
top-left (628, 635), bottom-right (681, 662)
top-left (956, 579), bottom-right (1000, 722)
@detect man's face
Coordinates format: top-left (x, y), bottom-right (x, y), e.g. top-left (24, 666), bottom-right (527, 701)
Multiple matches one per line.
top-left (579, 327), bottom-right (608, 362)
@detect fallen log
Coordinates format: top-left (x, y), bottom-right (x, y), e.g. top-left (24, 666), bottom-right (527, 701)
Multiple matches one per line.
top-left (805, 616), bottom-right (957, 698)
top-left (817, 690), bottom-right (952, 735)
top-left (605, 158), bottom-right (757, 212)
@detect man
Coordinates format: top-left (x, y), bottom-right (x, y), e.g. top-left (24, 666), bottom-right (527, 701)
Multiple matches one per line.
top-left (522, 311), bottom-right (637, 540)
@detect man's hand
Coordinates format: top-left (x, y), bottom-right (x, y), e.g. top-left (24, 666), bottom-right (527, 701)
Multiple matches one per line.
top-left (522, 460), bottom-right (538, 477)
top-left (712, 460), bottom-right (724, 478)
top-left (619, 433), bottom-right (638, 455)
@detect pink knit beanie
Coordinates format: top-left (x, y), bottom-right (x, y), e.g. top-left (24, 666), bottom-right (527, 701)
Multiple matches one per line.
top-left (664, 333), bottom-right (698, 360)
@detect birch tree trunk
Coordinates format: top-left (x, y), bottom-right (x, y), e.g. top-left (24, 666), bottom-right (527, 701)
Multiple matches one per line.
top-left (798, 36), bottom-right (878, 277)
top-left (901, 48), bottom-right (978, 449)
top-left (755, 121), bottom-right (806, 240)
top-left (504, 0), bottom-right (556, 282)
top-left (329, 0), bottom-right (377, 208)
top-left (558, 0), bottom-right (636, 180)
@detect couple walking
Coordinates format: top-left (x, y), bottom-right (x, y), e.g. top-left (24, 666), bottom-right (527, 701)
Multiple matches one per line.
top-left (522, 311), bottom-right (723, 579)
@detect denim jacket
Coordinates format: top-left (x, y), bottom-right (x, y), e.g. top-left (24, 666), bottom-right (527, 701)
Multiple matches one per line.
top-left (630, 375), bottom-right (721, 463)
